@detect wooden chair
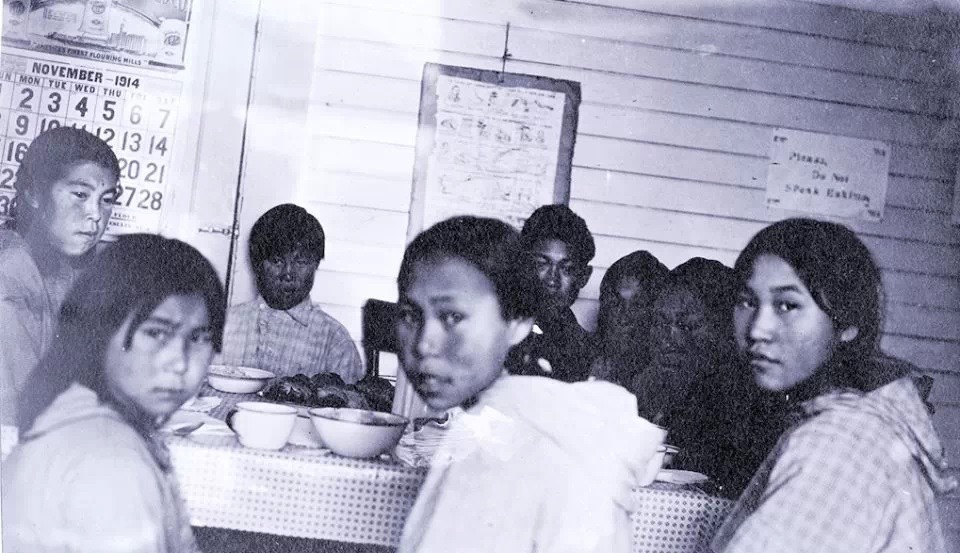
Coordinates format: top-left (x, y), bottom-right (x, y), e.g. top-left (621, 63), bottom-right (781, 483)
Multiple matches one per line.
top-left (361, 299), bottom-right (401, 379)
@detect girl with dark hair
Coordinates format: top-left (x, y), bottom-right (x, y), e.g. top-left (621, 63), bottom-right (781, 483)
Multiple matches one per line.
top-left (3, 234), bottom-right (225, 553)
top-left (713, 218), bottom-right (956, 553)
top-left (1, 126), bottom-right (120, 424)
top-left (396, 216), bottom-right (663, 553)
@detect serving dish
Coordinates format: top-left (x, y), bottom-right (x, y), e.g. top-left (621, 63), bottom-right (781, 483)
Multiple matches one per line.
top-left (207, 365), bottom-right (276, 394)
top-left (309, 407), bottom-right (408, 458)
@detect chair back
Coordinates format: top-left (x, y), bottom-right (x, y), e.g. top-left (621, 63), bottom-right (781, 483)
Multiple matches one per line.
top-left (361, 299), bottom-right (401, 378)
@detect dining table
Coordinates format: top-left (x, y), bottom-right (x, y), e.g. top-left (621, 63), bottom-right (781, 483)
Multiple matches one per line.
top-left (1, 385), bottom-right (735, 553)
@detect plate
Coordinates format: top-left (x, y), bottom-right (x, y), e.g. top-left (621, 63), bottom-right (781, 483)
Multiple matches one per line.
top-left (179, 396), bottom-right (222, 413)
top-left (208, 365), bottom-right (275, 380)
top-left (655, 469), bottom-right (710, 486)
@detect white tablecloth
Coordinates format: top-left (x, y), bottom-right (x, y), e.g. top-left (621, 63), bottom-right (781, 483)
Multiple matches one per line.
top-left (1, 387), bottom-right (734, 552)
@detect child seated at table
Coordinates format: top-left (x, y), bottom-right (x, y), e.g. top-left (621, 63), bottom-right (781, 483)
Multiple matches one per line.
top-left (712, 218), bottom-right (956, 552)
top-left (395, 215), bottom-right (663, 553)
top-left (3, 234), bottom-right (225, 553)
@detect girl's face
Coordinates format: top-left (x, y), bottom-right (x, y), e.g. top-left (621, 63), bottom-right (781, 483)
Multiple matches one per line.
top-left (103, 293), bottom-right (214, 422)
top-left (397, 257), bottom-right (532, 411)
top-left (733, 254), bottom-right (856, 392)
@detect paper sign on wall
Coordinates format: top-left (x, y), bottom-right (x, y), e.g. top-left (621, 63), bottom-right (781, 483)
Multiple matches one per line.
top-left (423, 75), bottom-right (565, 228)
top-left (409, 64), bottom-right (580, 236)
top-left (766, 128), bottom-right (890, 222)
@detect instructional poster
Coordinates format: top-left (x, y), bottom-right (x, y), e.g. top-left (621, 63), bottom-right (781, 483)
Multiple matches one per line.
top-left (0, 50), bottom-right (181, 234)
top-left (424, 75), bottom-right (566, 228)
top-left (409, 64), bottom-right (580, 234)
top-left (2, 0), bottom-right (193, 70)
top-left (766, 128), bottom-right (891, 222)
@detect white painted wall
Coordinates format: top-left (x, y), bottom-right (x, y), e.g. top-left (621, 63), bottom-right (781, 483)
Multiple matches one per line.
top-left (235, 1), bottom-right (960, 546)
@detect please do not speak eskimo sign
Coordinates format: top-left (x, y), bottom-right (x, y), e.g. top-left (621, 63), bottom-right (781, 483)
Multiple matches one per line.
top-left (766, 128), bottom-right (891, 223)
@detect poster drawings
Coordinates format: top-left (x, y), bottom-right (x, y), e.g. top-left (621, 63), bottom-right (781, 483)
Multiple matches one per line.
top-left (0, 49), bottom-right (183, 234)
top-left (766, 128), bottom-right (891, 223)
top-left (408, 63), bottom-right (580, 236)
top-left (2, 0), bottom-right (193, 71)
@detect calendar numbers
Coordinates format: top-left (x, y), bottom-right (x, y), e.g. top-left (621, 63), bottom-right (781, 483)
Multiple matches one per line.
top-left (144, 162), bottom-right (166, 184)
top-left (0, 192), bottom-right (11, 217)
top-left (68, 93), bottom-right (94, 120)
top-left (113, 184), bottom-right (164, 211)
top-left (95, 124), bottom-right (118, 147)
top-left (96, 97), bottom-right (120, 124)
top-left (149, 134), bottom-right (169, 157)
top-left (0, 166), bottom-right (15, 189)
top-left (9, 112), bottom-right (33, 138)
top-left (41, 90), bottom-right (63, 115)
top-left (121, 130), bottom-right (142, 153)
top-left (4, 140), bottom-right (29, 164)
top-left (15, 85), bottom-right (38, 112)
top-left (38, 116), bottom-right (64, 134)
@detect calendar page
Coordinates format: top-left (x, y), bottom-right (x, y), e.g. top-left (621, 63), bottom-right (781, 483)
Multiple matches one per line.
top-left (0, 50), bottom-right (182, 234)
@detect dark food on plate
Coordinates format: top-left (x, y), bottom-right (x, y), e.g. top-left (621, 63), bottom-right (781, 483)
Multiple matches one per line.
top-left (311, 372), bottom-right (345, 388)
top-left (267, 378), bottom-right (313, 404)
top-left (355, 374), bottom-right (396, 413)
top-left (262, 373), bottom-right (395, 412)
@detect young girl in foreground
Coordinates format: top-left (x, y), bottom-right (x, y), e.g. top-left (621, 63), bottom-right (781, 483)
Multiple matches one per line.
top-left (713, 218), bottom-right (956, 553)
top-left (4, 234), bottom-right (225, 553)
top-left (396, 216), bottom-right (662, 553)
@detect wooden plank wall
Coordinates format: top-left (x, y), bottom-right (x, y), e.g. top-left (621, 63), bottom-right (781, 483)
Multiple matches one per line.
top-left (288, 0), bottom-right (960, 543)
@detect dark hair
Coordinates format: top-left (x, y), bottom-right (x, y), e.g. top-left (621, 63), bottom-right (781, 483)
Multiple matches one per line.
top-left (596, 250), bottom-right (669, 340)
top-left (669, 257), bottom-right (737, 334)
top-left (13, 126), bottom-right (120, 230)
top-left (398, 216), bottom-right (539, 320)
top-left (18, 234), bottom-right (226, 433)
top-left (520, 204), bottom-right (595, 265)
top-left (599, 250), bottom-right (669, 301)
top-left (249, 204), bottom-right (325, 267)
top-left (734, 218), bottom-right (883, 384)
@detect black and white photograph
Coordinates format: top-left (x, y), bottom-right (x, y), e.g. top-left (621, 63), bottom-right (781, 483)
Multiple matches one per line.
top-left (1, 0), bottom-right (958, 552)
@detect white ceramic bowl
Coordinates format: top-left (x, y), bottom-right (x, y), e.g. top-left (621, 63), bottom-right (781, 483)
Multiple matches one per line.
top-left (207, 365), bottom-right (275, 394)
top-left (309, 407), bottom-right (408, 458)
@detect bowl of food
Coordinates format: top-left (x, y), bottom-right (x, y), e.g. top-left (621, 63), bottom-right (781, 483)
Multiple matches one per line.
top-left (308, 407), bottom-right (408, 458)
top-left (207, 365), bottom-right (276, 394)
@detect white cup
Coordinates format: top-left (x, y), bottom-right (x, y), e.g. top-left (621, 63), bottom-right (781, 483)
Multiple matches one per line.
top-left (226, 402), bottom-right (297, 450)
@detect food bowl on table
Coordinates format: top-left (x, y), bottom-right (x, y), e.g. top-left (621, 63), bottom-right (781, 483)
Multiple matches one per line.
top-left (309, 407), bottom-right (408, 458)
top-left (207, 365), bottom-right (276, 394)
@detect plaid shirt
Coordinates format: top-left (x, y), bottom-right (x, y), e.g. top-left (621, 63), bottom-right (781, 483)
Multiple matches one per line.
top-left (712, 377), bottom-right (957, 553)
top-left (218, 297), bottom-right (363, 384)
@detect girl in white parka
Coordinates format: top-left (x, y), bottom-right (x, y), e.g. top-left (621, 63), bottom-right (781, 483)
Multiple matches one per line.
top-left (395, 216), bottom-right (663, 553)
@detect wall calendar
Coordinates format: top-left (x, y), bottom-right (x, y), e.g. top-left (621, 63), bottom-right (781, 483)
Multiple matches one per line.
top-left (0, 51), bottom-right (181, 234)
